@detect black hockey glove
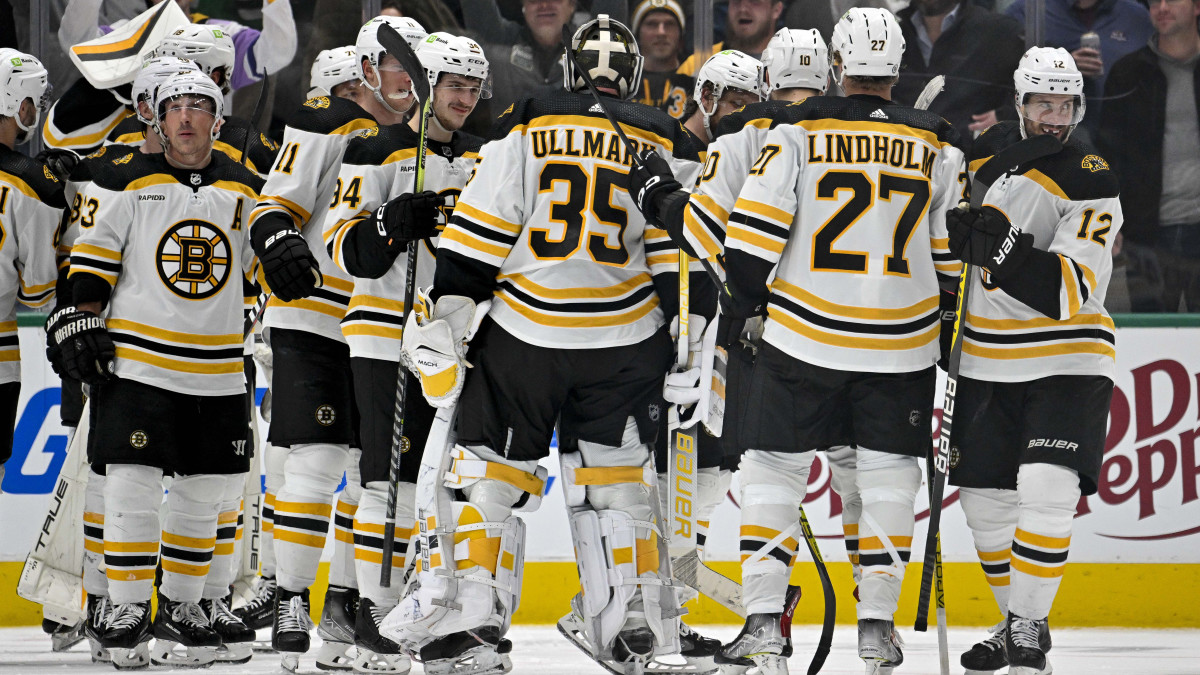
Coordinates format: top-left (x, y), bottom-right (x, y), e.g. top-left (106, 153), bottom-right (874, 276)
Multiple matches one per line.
top-left (947, 205), bottom-right (1034, 281)
top-left (252, 217), bottom-right (322, 302)
top-left (363, 190), bottom-right (444, 254)
top-left (629, 149), bottom-right (682, 223)
top-left (937, 287), bottom-right (958, 372)
top-left (36, 149), bottom-right (81, 182)
top-left (46, 307), bottom-right (115, 385)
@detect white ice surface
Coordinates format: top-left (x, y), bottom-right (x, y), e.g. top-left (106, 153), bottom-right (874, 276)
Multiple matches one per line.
top-left (1, 625), bottom-right (1198, 674)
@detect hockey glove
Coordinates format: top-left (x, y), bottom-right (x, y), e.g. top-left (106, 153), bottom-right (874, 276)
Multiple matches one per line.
top-left (46, 307), bottom-right (115, 385)
top-left (252, 218), bottom-right (323, 302)
top-left (937, 287), bottom-right (958, 372)
top-left (36, 149), bottom-right (80, 182)
top-left (947, 205), bottom-right (1034, 281)
top-left (629, 149), bottom-right (682, 223)
top-left (363, 190), bottom-right (445, 255)
top-left (400, 290), bottom-right (491, 408)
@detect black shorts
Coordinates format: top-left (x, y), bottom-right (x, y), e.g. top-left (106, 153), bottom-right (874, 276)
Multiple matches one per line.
top-left (738, 343), bottom-right (935, 457)
top-left (0, 381), bottom-right (19, 465)
top-left (267, 328), bottom-right (358, 447)
top-left (351, 357), bottom-right (431, 486)
top-left (60, 376), bottom-right (84, 427)
top-left (87, 378), bottom-right (250, 475)
top-left (720, 342), bottom-right (756, 471)
top-left (456, 321), bottom-right (673, 462)
top-left (948, 375), bottom-right (1113, 496)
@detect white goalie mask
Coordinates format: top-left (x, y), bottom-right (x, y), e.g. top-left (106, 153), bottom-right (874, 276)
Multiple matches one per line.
top-left (762, 28), bottom-right (829, 95)
top-left (0, 48), bottom-right (50, 144)
top-left (564, 14), bottom-right (644, 101)
top-left (156, 24), bottom-right (236, 95)
top-left (1014, 47), bottom-right (1086, 140)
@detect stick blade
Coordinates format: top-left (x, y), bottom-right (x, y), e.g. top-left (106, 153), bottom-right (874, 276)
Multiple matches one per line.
top-left (377, 23), bottom-right (430, 104)
top-left (914, 74), bottom-right (945, 111)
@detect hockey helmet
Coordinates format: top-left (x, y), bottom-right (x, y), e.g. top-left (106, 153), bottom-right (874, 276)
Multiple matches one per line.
top-left (309, 46), bottom-right (361, 98)
top-left (0, 48), bottom-right (49, 144)
top-left (564, 14), bottom-right (644, 101)
top-left (356, 16), bottom-right (427, 114)
top-left (154, 70), bottom-right (224, 142)
top-left (132, 56), bottom-right (201, 126)
top-left (693, 49), bottom-right (764, 138)
top-left (417, 33), bottom-right (491, 100)
top-left (830, 8), bottom-right (904, 82)
top-left (762, 28), bottom-right (829, 95)
top-left (156, 24), bottom-right (236, 95)
top-left (1014, 47), bottom-right (1085, 138)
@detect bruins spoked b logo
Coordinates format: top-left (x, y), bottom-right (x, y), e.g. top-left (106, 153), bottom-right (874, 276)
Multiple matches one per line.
top-left (157, 219), bottom-right (232, 299)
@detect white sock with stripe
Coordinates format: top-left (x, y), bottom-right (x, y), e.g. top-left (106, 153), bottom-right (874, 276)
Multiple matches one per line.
top-left (353, 482), bottom-right (414, 608)
top-left (84, 467), bottom-right (108, 597)
top-left (738, 449), bottom-right (812, 615)
top-left (1009, 463), bottom-right (1080, 620)
top-left (103, 464), bottom-right (163, 604)
top-left (960, 486), bottom-right (1019, 614)
top-left (274, 443), bottom-right (350, 592)
top-left (204, 474), bottom-right (249, 599)
top-left (855, 448), bottom-right (920, 622)
top-left (161, 474), bottom-right (227, 603)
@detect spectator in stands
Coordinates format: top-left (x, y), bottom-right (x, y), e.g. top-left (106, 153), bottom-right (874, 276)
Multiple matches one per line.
top-left (631, 0), bottom-right (693, 119)
top-left (782, 0), bottom-right (903, 42)
top-left (1005, 0), bottom-right (1152, 139)
top-left (679, 0), bottom-right (782, 76)
top-left (894, 0), bottom-right (1025, 151)
top-left (381, 0), bottom-right (462, 32)
top-left (1100, 0), bottom-right (1200, 312)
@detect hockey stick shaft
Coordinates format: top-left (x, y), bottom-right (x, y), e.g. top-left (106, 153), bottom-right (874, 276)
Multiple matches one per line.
top-left (798, 505), bottom-right (835, 675)
top-left (379, 24), bottom-right (432, 586)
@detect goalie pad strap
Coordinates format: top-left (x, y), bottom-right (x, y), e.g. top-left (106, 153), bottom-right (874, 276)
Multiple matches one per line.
top-left (569, 465), bottom-right (652, 487)
top-left (446, 456), bottom-right (545, 496)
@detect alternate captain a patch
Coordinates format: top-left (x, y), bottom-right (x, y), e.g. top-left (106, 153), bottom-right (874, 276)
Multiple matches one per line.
top-left (1081, 154), bottom-right (1109, 172)
top-left (157, 219), bottom-right (232, 299)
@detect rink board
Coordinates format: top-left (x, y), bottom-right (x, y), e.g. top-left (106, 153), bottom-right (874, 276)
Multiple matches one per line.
top-left (2, 320), bottom-right (1199, 628)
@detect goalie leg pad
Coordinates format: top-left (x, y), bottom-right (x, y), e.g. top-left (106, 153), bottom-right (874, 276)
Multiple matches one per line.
top-left (825, 445), bottom-right (862, 582)
top-left (329, 447), bottom-right (362, 590)
top-left (84, 467), bottom-right (108, 597)
top-left (204, 474), bottom-right (248, 599)
top-left (274, 442), bottom-right (351, 592)
top-left (103, 464), bottom-right (164, 604)
top-left (355, 481), bottom-right (416, 607)
top-left (855, 448), bottom-right (920, 622)
top-left (737, 449), bottom-right (812, 615)
top-left (959, 487), bottom-right (1019, 614)
top-left (1009, 463), bottom-right (1079, 621)
top-left (161, 473), bottom-right (228, 603)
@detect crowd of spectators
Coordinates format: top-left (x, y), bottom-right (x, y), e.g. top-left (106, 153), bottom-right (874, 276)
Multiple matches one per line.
top-left (1, 0), bottom-right (1197, 312)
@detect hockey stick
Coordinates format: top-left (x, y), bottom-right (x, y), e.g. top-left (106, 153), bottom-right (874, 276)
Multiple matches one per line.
top-left (798, 505), bottom-right (834, 675)
top-left (913, 133), bottom-right (1063, 634)
top-left (667, 252), bottom-right (699, 556)
top-left (377, 23), bottom-right (432, 587)
top-left (237, 71), bottom-right (275, 341)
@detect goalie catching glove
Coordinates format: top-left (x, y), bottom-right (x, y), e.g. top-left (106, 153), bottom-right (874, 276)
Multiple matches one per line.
top-left (45, 306), bottom-right (115, 384)
top-left (400, 289), bottom-right (491, 407)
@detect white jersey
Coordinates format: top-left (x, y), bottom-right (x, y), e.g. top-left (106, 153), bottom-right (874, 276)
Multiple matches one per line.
top-left (324, 123), bottom-right (482, 362)
top-left (69, 151), bottom-right (260, 396)
top-left (960, 122), bottom-right (1122, 383)
top-left (726, 94), bottom-right (965, 373)
top-left (0, 148), bottom-right (63, 383)
top-left (434, 91), bottom-right (702, 349)
top-left (248, 95), bottom-right (377, 343)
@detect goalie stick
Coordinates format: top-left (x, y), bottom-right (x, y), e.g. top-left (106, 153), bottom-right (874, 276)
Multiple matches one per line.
top-left (913, 132), bottom-right (1064, 648)
top-left (376, 22), bottom-right (432, 587)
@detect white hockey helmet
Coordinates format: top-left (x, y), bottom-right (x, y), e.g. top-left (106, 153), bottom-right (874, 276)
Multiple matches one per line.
top-left (309, 46), bottom-right (361, 98)
top-left (1014, 46), bottom-right (1086, 137)
top-left (830, 8), bottom-right (904, 81)
top-left (154, 70), bottom-right (225, 142)
top-left (0, 48), bottom-right (50, 144)
top-left (694, 49), bottom-right (765, 137)
top-left (132, 56), bottom-right (201, 126)
top-left (762, 28), bottom-right (829, 95)
top-left (357, 16), bottom-right (426, 83)
top-left (156, 24), bottom-right (237, 94)
top-left (417, 33), bottom-right (492, 100)
top-left (564, 14), bottom-right (644, 101)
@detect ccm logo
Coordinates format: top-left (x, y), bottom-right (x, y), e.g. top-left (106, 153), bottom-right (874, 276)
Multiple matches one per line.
top-left (1027, 438), bottom-right (1078, 451)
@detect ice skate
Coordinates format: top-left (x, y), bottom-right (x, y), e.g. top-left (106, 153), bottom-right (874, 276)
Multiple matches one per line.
top-left (1006, 614), bottom-right (1054, 675)
top-left (274, 587), bottom-right (314, 672)
top-left (85, 593), bottom-right (114, 664)
top-left (857, 619), bottom-right (903, 675)
top-left (42, 616), bottom-right (85, 652)
top-left (202, 595), bottom-right (255, 664)
top-left (960, 618), bottom-right (1050, 674)
top-left (312, 585), bottom-right (358, 670)
top-left (234, 574), bottom-right (278, 652)
top-left (99, 601), bottom-right (152, 670)
top-left (417, 625), bottom-right (512, 675)
top-left (352, 597), bottom-right (411, 673)
top-left (715, 612), bottom-right (790, 675)
top-left (151, 595), bottom-right (221, 668)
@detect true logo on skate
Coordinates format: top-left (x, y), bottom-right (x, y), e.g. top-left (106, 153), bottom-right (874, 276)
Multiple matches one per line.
top-left (129, 430), bottom-right (149, 449)
top-left (156, 219), bottom-right (232, 300)
top-left (315, 404), bottom-right (336, 426)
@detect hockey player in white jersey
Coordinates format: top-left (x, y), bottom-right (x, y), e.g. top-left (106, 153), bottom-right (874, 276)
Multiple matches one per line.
top-left (386, 15), bottom-right (702, 675)
top-left (636, 9), bottom-right (963, 673)
top-left (45, 71), bottom-right (261, 670)
top-left (0, 48), bottom-right (61, 487)
top-left (245, 16), bottom-right (426, 670)
top-left (681, 49), bottom-right (764, 149)
top-left (323, 32), bottom-right (489, 674)
top-left (946, 48), bottom-right (1121, 675)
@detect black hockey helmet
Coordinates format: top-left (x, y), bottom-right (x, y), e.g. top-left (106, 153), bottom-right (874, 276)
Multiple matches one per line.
top-left (564, 14), bottom-right (644, 101)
